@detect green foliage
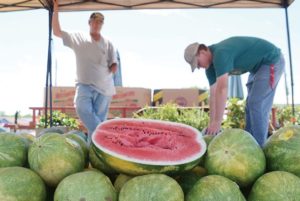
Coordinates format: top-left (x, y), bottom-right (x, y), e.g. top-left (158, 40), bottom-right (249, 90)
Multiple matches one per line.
top-left (276, 105), bottom-right (300, 126)
top-left (222, 98), bottom-right (246, 129)
top-left (37, 110), bottom-right (79, 130)
top-left (133, 103), bottom-right (209, 131)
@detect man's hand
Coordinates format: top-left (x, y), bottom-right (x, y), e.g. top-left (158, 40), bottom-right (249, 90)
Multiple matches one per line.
top-left (52, 0), bottom-right (62, 37)
top-left (109, 63), bottom-right (117, 74)
top-left (205, 121), bottom-right (222, 135)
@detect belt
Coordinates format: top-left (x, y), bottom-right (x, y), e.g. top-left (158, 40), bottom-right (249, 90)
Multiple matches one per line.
top-left (270, 64), bottom-right (275, 89)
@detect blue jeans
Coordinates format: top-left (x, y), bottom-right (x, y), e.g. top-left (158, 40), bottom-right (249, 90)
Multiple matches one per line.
top-left (74, 84), bottom-right (111, 145)
top-left (245, 54), bottom-right (285, 146)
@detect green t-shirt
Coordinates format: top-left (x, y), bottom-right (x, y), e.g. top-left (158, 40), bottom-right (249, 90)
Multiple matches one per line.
top-left (205, 36), bottom-right (281, 86)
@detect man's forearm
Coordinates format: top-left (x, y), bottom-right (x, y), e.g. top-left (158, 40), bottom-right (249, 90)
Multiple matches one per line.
top-left (213, 83), bottom-right (228, 125)
top-left (52, 0), bottom-right (62, 38)
top-left (209, 85), bottom-right (217, 123)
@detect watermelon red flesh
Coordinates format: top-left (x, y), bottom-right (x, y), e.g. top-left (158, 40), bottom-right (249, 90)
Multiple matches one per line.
top-left (93, 119), bottom-right (205, 165)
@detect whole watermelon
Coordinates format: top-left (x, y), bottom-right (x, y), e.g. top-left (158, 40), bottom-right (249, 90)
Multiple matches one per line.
top-left (176, 166), bottom-right (207, 195)
top-left (66, 130), bottom-right (87, 142)
top-left (114, 174), bottom-right (134, 193)
top-left (119, 174), bottom-right (184, 201)
top-left (0, 132), bottom-right (27, 167)
top-left (186, 175), bottom-right (246, 201)
top-left (248, 171), bottom-right (300, 201)
top-left (263, 125), bottom-right (300, 176)
top-left (205, 129), bottom-right (266, 187)
top-left (37, 127), bottom-right (66, 137)
top-left (18, 132), bottom-right (35, 146)
top-left (64, 133), bottom-right (89, 167)
top-left (28, 133), bottom-right (85, 187)
top-left (0, 167), bottom-right (46, 201)
top-left (54, 170), bottom-right (117, 201)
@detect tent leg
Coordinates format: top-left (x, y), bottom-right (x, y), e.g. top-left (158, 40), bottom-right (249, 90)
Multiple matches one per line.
top-left (44, 9), bottom-right (53, 128)
top-left (284, 3), bottom-right (295, 121)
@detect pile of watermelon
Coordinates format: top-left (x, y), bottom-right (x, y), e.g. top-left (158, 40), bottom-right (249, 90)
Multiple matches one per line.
top-left (0, 119), bottom-right (300, 201)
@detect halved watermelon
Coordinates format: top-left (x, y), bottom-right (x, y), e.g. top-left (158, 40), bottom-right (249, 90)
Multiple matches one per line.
top-left (92, 118), bottom-right (206, 175)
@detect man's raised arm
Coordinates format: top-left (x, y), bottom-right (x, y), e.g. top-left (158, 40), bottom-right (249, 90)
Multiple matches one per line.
top-left (52, 0), bottom-right (62, 38)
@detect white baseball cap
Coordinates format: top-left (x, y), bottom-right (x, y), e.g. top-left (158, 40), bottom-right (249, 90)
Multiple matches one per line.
top-left (184, 42), bottom-right (199, 72)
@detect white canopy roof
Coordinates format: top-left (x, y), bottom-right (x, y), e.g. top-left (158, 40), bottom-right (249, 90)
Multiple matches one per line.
top-left (0, 0), bottom-right (295, 12)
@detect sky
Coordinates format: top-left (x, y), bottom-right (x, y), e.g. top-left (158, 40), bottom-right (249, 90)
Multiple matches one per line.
top-left (0, 1), bottom-right (299, 115)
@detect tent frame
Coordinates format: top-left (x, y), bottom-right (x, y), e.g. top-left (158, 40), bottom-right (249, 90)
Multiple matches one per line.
top-left (1, 0), bottom-right (296, 126)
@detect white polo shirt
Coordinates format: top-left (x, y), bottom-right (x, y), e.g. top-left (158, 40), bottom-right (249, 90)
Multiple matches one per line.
top-left (61, 31), bottom-right (117, 96)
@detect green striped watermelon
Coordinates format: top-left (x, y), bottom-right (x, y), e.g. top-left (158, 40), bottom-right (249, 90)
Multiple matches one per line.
top-left (176, 166), bottom-right (207, 195)
top-left (0, 132), bottom-right (27, 167)
top-left (92, 118), bottom-right (206, 175)
top-left (186, 175), bottom-right (246, 201)
top-left (66, 130), bottom-right (87, 142)
top-left (54, 170), bottom-right (117, 201)
top-left (205, 129), bottom-right (266, 187)
top-left (263, 125), bottom-right (300, 176)
top-left (64, 133), bottom-right (89, 167)
top-left (119, 174), bottom-right (184, 201)
top-left (0, 167), bottom-right (46, 201)
top-left (28, 133), bottom-right (85, 187)
top-left (248, 171), bottom-right (300, 201)
top-left (114, 174), bottom-right (134, 193)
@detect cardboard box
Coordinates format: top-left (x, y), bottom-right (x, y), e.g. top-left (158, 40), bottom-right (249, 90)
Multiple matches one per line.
top-left (45, 86), bottom-right (150, 118)
top-left (43, 86), bottom-right (77, 118)
top-left (45, 86), bottom-right (76, 107)
top-left (111, 87), bottom-right (151, 107)
top-left (153, 88), bottom-right (208, 107)
top-left (108, 87), bottom-right (152, 118)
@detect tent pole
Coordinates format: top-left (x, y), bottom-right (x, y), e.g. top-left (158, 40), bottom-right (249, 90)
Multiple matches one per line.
top-left (284, 2), bottom-right (295, 121)
top-left (44, 9), bottom-right (53, 127)
top-left (283, 68), bottom-right (289, 105)
top-left (44, 48), bottom-right (49, 128)
top-left (49, 9), bottom-right (53, 127)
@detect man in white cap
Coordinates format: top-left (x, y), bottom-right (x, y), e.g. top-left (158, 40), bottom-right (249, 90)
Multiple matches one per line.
top-left (184, 36), bottom-right (285, 146)
top-left (52, 0), bottom-right (118, 145)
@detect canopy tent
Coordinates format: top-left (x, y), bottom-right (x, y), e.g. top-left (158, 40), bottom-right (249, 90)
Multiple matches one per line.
top-left (0, 0), bottom-right (295, 11)
top-left (0, 0), bottom-right (296, 126)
